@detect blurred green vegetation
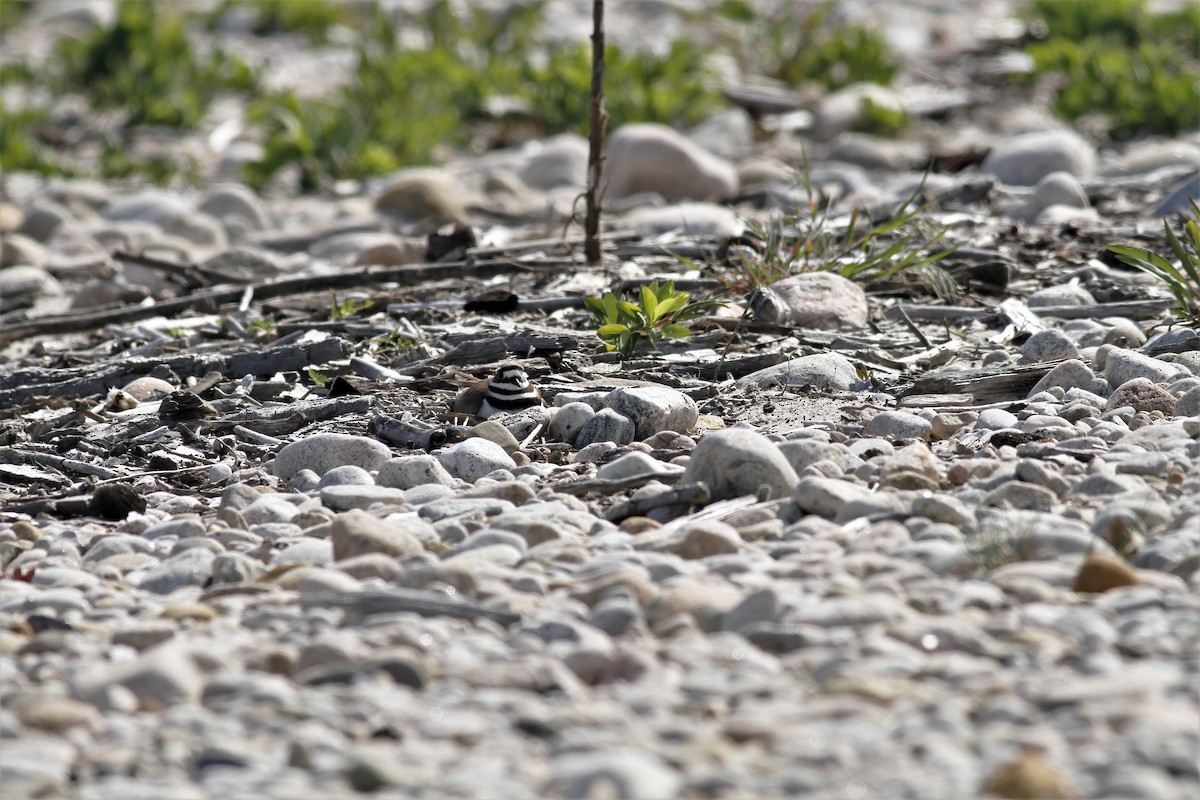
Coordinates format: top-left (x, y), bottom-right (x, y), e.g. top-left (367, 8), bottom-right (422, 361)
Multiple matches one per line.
top-left (1023, 0), bottom-right (1200, 138)
top-left (2, 0), bottom-right (926, 189)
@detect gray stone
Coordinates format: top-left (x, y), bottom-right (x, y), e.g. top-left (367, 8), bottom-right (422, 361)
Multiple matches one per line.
top-left (72, 643), bottom-right (206, 709)
top-left (574, 408), bottom-right (636, 448)
top-left (604, 123), bottom-right (738, 201)
top-left (141, 515), bottom-right (206, 540)
top-left (272, 539), bottom-right (333, 565)
top-left (319, 484), bottom-right (407, 511)
top-left (981, 129), bottom-right (1096, 186)
top-left (1028, 359), bottom-right (1097, 396)
top-left (437, 438), bottom-right (516, 482)
top-left (273, 434), bottom-right (392, 481)
top-left (813, 82), bottom-right (906, 140)
top-left (605, 386), bottom-right (698, 440)
top-left (1105, 377), bottom-right (1177, 415)
top-left (550, 402), bottom-right (595, 443)
top-left (682, 428), bottom-right (799, 502)
top-left (1021, 328), bottom-right (1079, 363)
top-left (377, 454), bottom-right (456, 489)
top-left (137, 548), bottom-right (214, 594)
top-left (595, 451), bottom-right (678, 482)
top-left (331, 509), bottom-right (423, 560)
top-left (545, 747), bottom-right (681, 800)
top-left (752, 271), bottom-right (869, 329)
top-left (1028, 284), bottom-right (1096, 307)
top-left (316, 465), bottom-right (375, 488)
top-left (1104, 349), bottom-right (1183, 386)
top-left (722, 587), bottom-right (779, 633)
top-left (519, 133), bottom-right (589, 189)
top-left (863, 410), bottom-right (933, 440)
top-left (1153, 171), bottom-right (1200, 216)
top-left (737, 353), bottom-right (859, 391)
top-left (623, 202), bottom-right (744, 237)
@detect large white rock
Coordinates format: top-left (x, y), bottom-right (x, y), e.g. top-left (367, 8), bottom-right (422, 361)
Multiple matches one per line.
top-left (604, 123), bottom-right (738, 201)
top-left (753, 272), bottom-right (869, 329)
top-left (737, 353), bottom-right (860, 391)
top-left (981, 129), bottom-right (1096, 187)
top-left (681, 428), bottom-right (799, 502)
top-left (273, 434), bottom-right (392, 481)
top-left (604, 386), bottom-right (698, 440)
top-left (331, 509), bottom-right (424, 560)
top-left (437, 438), bottom-right (516, 482)
top-left (519, 133), bottom-right (589, 189)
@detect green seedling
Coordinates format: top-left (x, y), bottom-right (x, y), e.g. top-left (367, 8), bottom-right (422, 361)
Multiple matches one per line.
top-left (1107, 200), bottom-right (1200, 320)
top-left (585, 279), bottom-right (725, 358)
top-left (329, 292), bottom-right (373, 322)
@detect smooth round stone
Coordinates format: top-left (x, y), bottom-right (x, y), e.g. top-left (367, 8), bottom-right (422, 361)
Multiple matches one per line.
top-left (604, 122), bottom-right (738, 201)
top-left (0, 264), bottom-right (61, 302)
top-left (519, 133), bottom-right (588, 189)
top-left (1105, 377), bottom-right (1176, 415)
top-left (469, 420), bottom-right (521, 453)
top-left (1154, 171), bottom-right (1200, 216)
top-left (1104, 348), bottom-right (1184, 386)
top-left (273, 434), bottom-right (392, 482)
top-left (210, 551), bottom-right (264, 584)
top-left (863, 410), bottom-right (933, 440)
top-left (317, 465), bottom-right (375, 489)
top-left (319, 485), bottom-right (407, 511)
top-left (549, 402), bottom-right (595, 443)
top-left (197, 182), bottom-right (272, 232)
top-left (737, 353), bottom-right (859, 390)
top-left (1028, 284), bottom-right (1096, 307)
top-left (437, 438), bottom-right (516, 483)
top-left (981, 129), bottom-right (1096, 186)
top-left (240, 494), bottom-right (307, 525)
top-left (1021, 328), bottom-right (1079, 363)
top-left (0, 233), bottom-right (48, 269)
top-left (605, 386), bottom-right (698, 440)
top-left (1028, 359), bottom-right (1097, 395)
top-left (17, 198), bottom-right (73, 241)
top-left (330, 509), bottom-right (423, 560)
top-left (375, 167), bottom-right (476, 223)
top-left (595, 451), bottom-right (677, 482)
top-left (271, 539), bottom-right (333, 565)
top-left (752, 272), bottom-right (869, 329)
top-left (574, 408), bottom-right (636, 448)
top-left (682, 428), bottom-right (799, 503)
top-left (141, 515), bottom-right (206, 541)
top-left (377, 455), bottom-right (456, 489)
top-left (451, 529), bottom-right (527, 556)
top-left (622, 202), bottom-right (744, 237)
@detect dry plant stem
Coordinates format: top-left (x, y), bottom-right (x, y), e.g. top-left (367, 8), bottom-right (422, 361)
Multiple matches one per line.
top-left (584, 0), bottom-right (607, 265)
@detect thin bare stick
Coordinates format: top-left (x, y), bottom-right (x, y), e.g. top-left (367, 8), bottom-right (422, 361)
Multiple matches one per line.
top-left (584, 0), bottom-right (607, 265)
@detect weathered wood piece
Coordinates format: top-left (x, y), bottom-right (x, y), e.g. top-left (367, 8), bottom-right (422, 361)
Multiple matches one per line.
top-left (0, 338), bottom-right (348, 408)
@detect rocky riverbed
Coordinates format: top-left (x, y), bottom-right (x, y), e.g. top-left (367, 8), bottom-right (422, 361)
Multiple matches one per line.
top-left (2, 1), bottom-right (1200, 798)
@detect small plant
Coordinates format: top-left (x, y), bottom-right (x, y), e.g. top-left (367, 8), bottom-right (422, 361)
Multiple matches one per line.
top-left (53, 0), bottom-right (255, 129)
top-left (1022, 0), bottom-right (1200, 138)
top-left (731, 165), bottom-right (957, 297)
top-left (703, 0), bottom-right (895, 89)
top-left (213, 0), bottom-right (360, 44)
top-left (306, 368), bottom-right (328, 387)
top-left (1107, 200), bottom-right (1200, 320)
top-left (370, 327), bottom-right (417, 355)
top-left (329, 292), bottom-right (373, 322)
top-left (585, 280), bottom-right (725, 358)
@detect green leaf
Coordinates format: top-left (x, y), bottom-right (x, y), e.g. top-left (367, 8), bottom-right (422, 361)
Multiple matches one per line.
top-left (661, 323), bottom-right (692, 338)
top-left (639, 284), bottom-right (658, 319)
top-left (597, 323), bottom-right (630, 336)
top-left (655, 293), bottom-right (690, 317)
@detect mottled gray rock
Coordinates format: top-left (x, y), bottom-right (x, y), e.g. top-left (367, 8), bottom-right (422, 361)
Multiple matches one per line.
top-left (319, 484), bottom-right (407, 511)
top-left (1153, 170), bottom-right (1200, 216)
top-left (1028, 359), bottom-right (1097, 396)
top-left (863, 410), bottom-right (933, 440)
top-left (604, 123), bottom-right (738, 201)
top-left (545, 747), bottom-right (681, 800)
top-left (72, 644), bottom-right (207, 709)
top-left (437, 438), bottom-right (515, 482)
top-left (377, 454), bottom-right (456, 489)
top-left (316, 465), bottom-right (375, 488)
top-left (550, 401), bottom-right (595, 443)
top-left (1104, 349), bottom-right (1184, 386)
top-left (981, 129), bottom-right (1096, 186)
top-left (273, 433), bottom-right (392, 481)
top-left (1105, 377), bottom-right (1177, 415)
top-left (605, 386), bottom-right (698, 440)
top-left (683, 428), bottom-right (799, 502)
top-left (595, 451), bottom-right (678, 482)
top-left (737, 353), bottom-right (859, 390)
top-left (1021, 328), bottom-right (1079, 363)
top-left (574, 408), bottom-right (636, 448)
top-left (1028, 284), bottom-right (1096, 307)
top-left (752, 271), bottom-right (869, 329)
top-left (331, 509), bottom-right (423, 560)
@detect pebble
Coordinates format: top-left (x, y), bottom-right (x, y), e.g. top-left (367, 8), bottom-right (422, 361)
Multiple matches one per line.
top-left (436, 438), bottom-right (516, 482)
top-left (273, 434), bottom-right (392, 482)
top-left (603, 122), bottom-right (738, 201)
top-left (682, 428), bottom-right (799, 502)
top-left (981, 128), bottom-right (1096, 186)
top-left (752, 271), bottom-right (869, 329)
top-left (604, 386), bottom-right (698, 440)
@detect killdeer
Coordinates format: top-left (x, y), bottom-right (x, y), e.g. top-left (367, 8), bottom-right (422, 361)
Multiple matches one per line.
top-left (452, 363), bottom-right (543, 419)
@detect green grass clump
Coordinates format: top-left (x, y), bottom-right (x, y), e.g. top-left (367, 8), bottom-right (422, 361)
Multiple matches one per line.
top-left (1108, 200), bottom-right (1200, 321)
top-left (523, 41), bottom-right (722, 134)
top-left (705, 0), bottom-right (895, 89)
top-left (0, 102), bottom-right (67, 176)
top-left (213, 0), bottom-right (362, 44)
top-left (54, 0), bottom-right (255, 129)
top-left (1023, 0), bottom-right (1200, 138)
